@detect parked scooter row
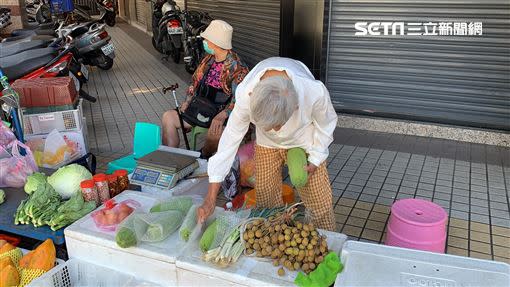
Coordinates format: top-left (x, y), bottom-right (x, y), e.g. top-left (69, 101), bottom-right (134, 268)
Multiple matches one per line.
top-left (148, 0), bottom-right (212, 74)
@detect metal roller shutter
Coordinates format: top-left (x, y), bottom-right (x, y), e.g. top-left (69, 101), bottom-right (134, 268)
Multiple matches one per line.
top-left (135, 0), bottom-right (148, 25)
top-left (186, 0), bottom-right (280, 67)
top-left (325, 0), bottom-right (510, 130)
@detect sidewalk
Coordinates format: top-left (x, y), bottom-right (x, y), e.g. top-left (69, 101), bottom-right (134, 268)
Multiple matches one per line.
top-left (87, 23), bottom-right (510, 264)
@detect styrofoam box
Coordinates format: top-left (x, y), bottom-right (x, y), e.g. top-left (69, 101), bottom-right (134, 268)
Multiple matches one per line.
top-left (176, 209), bottom-right (348, 287)
top-left (64, 191), bottom-right (193, 286)
top-left (336, 241), bottom-right (510, 287)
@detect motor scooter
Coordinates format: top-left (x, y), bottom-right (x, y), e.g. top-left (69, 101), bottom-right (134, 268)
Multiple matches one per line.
top-left (149, 0), bottom-right (182, 63)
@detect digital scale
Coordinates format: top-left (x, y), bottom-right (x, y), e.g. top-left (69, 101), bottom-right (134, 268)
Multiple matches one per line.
top-left (130, 147), bottom-right (200, 189)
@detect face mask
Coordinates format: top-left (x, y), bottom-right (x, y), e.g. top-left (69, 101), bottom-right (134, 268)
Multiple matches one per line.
top-left (203, 40), bottom-right (215, 55)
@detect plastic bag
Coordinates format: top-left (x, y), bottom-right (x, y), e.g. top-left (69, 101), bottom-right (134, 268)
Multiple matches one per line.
top-left (0, 122), bottom-right (16, 147)
top-left (91, 199), bottom-right (141, 232)
top-left (137, 210), bottom-right (184, 242)
top-left (27, 129), bottom-right (81, 168)
top-left (179, 204), bottom-right (198, 242)
top-left (0, 141), bottom-right (38, 188)
top-left (238, 141), bottom-right (255, 188)
top-left (221, 155), bottom-right (240, 200)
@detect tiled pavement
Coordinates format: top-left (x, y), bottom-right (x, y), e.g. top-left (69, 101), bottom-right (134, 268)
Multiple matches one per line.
top-left (87, 24), bottom-right (510, 264)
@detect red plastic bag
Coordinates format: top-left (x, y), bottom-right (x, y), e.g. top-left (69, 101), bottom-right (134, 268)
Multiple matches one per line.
top-left (0, 141), bottom-right (38, 188)
top-left (91, 199), bottom-right (141, 232)
top-left (238, 141), bottom-right (255, 188)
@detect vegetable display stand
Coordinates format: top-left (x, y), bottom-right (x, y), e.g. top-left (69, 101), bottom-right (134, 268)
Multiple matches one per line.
top-left (64, 191), bottom-right (192, 286)
top-left (27, 258), bottom-right (155, 287)
top-left (335, 241), bottom-right (510, 286)
top-left (0, 186), bottom-right (65, 245)
top-left (175, 209), bottom-right (348, 287)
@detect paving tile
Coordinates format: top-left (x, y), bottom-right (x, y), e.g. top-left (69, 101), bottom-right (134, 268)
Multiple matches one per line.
top-left (491, 202), bottom-right (509, 211)
top-left (471, 205), bottom-right (490, 215)
top-left (369, 211), bottom-right (389, 223)
top-left (471, 192), bottom-right (489, 200)
top-left (470, 251), bottom-right (493, 260)
top-left (334, 205), bottom-right (352, 216)
top-left (448, 236), bottom-right (469, 249)
top-left (447, 246), bottom-right (468, 256)
top-left (399, 186), bottom-right (416, 194)
top-left (470, 222), bottom-right (491, 233)
top-left (342, 191), bottom-right (360, 200)
top-left (376, 197), bottom-right (395, 206)
top-left (334, 213), bottom-right (348, 224)
top-left (469, 241), bottom-right (491, 254)
top-left (494, 256), bottom-right (510, 264)
top-left (493, 245), bottom-right (510, 259)
top-left (470, 198), bottom-right (489, 207)
top-left (435, 192), bottom-right (452, 201)
top-left (373, 204), bottom-right (391, 214)
top-left (491, 209), bottom-right (510, 219)
top-left (359, 192), bottom-right (378, 203)
top-left (337, 198), bottom-right (356, 207)
top-left (342, 225), bottom-right (363, 237)
top-left (492, 235), bottom-right (510, 247)
top-left (450, 218), bottom-right (469, 229)
top-left (361, 229), bottom-right (382, 242)
top-left (470, 231), bottom-right (490, 243)
top-left (351, 208), bottom-right (371, 219)
top-left (470, 213), bottom-right (490, 224)
top-left (450, 210), bottom-right (469, 220)
top-left (380, 190), bottom-right (397, 199)
top-left (401, 181), bottom-right (418, 188)
top-left (491, 218), bottom-right (510, 228)
top-left (451, 202), bottom-right (469, 212)
top-left (354, 201), bottom-right (374, 211)
top-left (418, 182), bottom-right (435, 191)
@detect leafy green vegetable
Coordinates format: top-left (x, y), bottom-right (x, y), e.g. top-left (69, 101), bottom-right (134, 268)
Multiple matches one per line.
top-left (200, 219), bottom-right (218, 252)
top-left (24, 172), bottom-right (47, 195)
top-left (179, 205), bottom-right (197, 242)
top-left (140, 210), bottom-right (184, 242)
top-left (47, 164), bottom-right (92, 199)
top-left (116, 213), bottom-right (142, 248)
top-left (0, 189), bottom-right (4, 204)
top-left (150, 197), bottom-right (193, 214)
top-left (57, 192), bottom-right (84, 213)
top-left (49, 201), bottom-right (96, 231)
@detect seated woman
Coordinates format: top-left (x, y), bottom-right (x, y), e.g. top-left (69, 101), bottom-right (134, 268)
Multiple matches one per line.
top-left (161, 20), bottom-right (249, 158)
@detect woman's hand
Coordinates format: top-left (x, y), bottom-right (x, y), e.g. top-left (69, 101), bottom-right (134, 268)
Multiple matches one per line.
top-left (197, 183), bottom-right (222, 224)
top-left (210, 111), bottom-right (228, 136)
top-left (179, 100), bottom-right (190, 113)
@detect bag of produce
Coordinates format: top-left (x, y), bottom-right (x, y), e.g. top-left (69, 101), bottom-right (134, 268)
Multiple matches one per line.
top-left (0, 141), bottom-right (38, 188)
top-left (91, 199), bottom-right (141, 232)
top-left (179, 204), bottom-right (198, 242)
top-left (150, 196), bottom-right (193, 214)
top-left (138, 210), bottom-right (184, 242)
top-left (116, 212), bottom-right (145, 248)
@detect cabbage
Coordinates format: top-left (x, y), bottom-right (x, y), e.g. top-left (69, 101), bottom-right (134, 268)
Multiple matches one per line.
top-left (48, 164), bottom-right (92, 199)
top-left (24, 172), bottom-right (47, 195)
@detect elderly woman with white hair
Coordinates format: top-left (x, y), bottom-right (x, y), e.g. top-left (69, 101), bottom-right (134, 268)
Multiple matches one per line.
top-left (197, 57), bottom-right (338, 230)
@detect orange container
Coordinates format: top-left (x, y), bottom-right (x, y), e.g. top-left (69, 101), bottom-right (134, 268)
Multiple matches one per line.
top-left (245, 184), bottom-right (295, 208)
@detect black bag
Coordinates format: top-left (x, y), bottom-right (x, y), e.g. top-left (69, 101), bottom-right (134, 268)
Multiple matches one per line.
top-left (181, 63), bottom-right (231, 128)
top-left (68, 152), bottom-right (97, 174)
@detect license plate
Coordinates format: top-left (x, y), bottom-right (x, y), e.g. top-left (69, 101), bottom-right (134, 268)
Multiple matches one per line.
top-left (167, 27), bottom-right (183, 34)
top-left (80, 64), bottom-right (89, 80)
top-left (101, 43), bottom-right (115, 56)
top-left (69, 72), bottom-right (80, 91)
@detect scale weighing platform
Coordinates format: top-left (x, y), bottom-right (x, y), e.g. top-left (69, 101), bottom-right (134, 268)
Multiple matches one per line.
top-left (131, 147), bottom-right (199, 189)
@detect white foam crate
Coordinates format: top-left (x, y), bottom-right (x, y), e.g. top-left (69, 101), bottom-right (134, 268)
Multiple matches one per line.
top-left (336, 241), bottom-right (510, 287)
top-left (27, 258), bottom-right (156, 287)
top-left (175, 210), bottom-right (348, 287)
top-left (64, 191), bottom-right (198, 286)
top-left (22, 100), bottom-right (84, 135)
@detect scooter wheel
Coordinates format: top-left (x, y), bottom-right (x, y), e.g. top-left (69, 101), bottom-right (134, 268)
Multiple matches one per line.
top-left (152, 37), bottom-right (164, 53)
top-left (185, 63), bottom-right (196, 74)
top-left (98, 57), bottom-right (114, 70)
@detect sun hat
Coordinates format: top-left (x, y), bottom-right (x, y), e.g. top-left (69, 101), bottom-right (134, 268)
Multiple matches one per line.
top-left (200, 20), bottom-right (233, 50)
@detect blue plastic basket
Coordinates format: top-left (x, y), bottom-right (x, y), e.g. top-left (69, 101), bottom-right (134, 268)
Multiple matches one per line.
top-left (49, 0), bottom-right (74, 14)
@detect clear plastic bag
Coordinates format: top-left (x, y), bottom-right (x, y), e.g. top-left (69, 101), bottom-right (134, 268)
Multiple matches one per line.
top-left (0, 141), bottom-right (38, 188)
top-left (179, 204), bottom-right (198, 242)
top-left (91, 199), bottom-right (141, 232)
top-left (238, 140), bottom-right (256, 188)
top-left (136, 210), bottom-right (184, 242)
top-left (0, 121), bottom-right (16, 147)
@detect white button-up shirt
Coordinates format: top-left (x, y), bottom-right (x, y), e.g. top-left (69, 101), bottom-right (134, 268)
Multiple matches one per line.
top-left (208, 57), bottom-right (338, 183)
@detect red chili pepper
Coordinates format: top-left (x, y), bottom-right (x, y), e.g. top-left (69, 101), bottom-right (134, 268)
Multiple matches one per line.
top-left (105, 199), bottom-right (116, 209)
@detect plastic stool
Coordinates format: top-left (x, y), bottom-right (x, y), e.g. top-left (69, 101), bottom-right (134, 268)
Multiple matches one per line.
top-left (107, 122), bottom-right (161, 174)
top-left (385, 199), bottom-right (448, 253)
top-left (190, 126), bottom-right (208, 150)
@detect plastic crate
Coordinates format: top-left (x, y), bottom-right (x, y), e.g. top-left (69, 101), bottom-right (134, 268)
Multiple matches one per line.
top-left (12, 77), bottom-right (77, 108)
top-left (335, 241), bottom-right (510, 287)
top-left (22, 100), bottom-right (83, 135)
top-left (27, 258), bottom-right (155, 287)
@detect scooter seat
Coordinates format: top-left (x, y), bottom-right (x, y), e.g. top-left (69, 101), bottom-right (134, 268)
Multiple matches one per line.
top-left (0, 47), bottom-right (57, 80)
top-left (11, 28), bottom-right (56, 37)
top-left (0, 39), bottom-right (52, 58)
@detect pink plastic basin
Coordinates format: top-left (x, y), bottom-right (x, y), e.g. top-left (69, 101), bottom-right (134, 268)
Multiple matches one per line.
top-left (385, 199), bottom-right (448, 253)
